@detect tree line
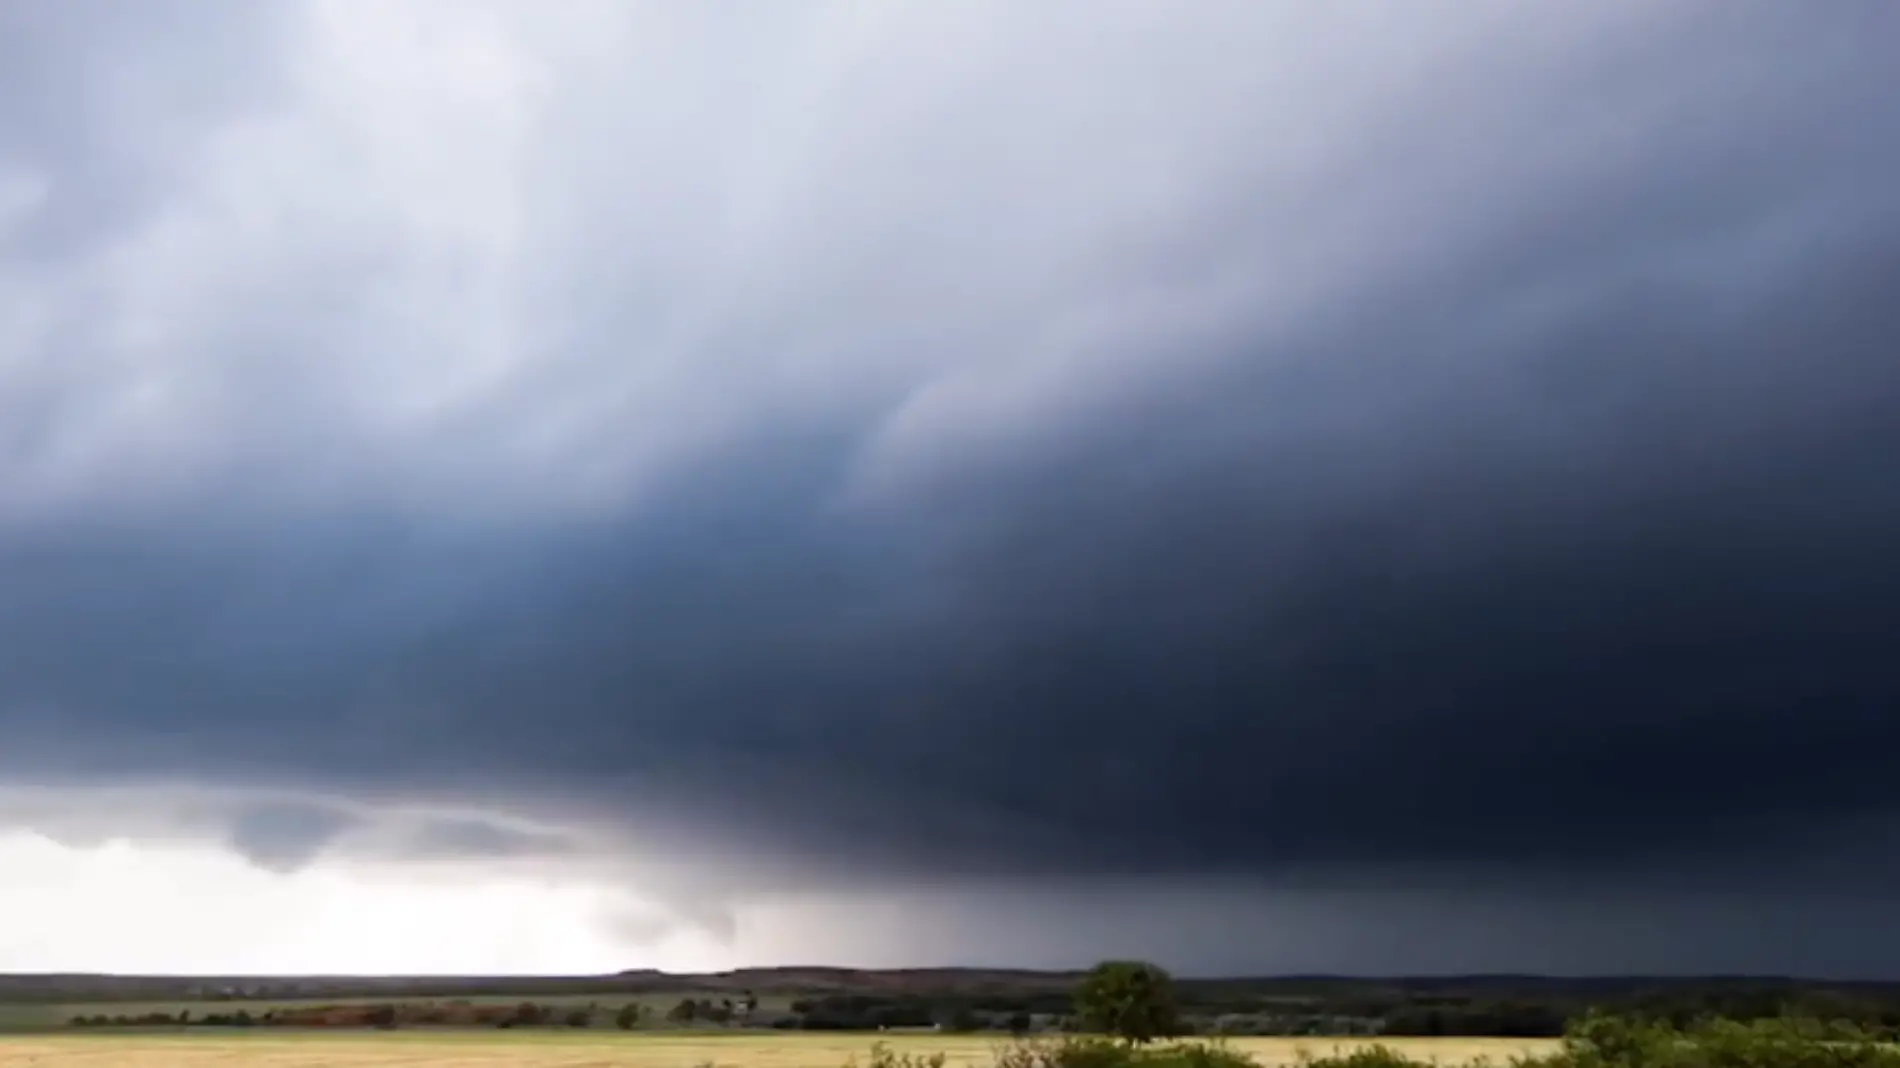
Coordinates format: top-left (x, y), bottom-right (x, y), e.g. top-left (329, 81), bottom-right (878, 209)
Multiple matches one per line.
top-left (65, 963), bottom-right (1900, 1038)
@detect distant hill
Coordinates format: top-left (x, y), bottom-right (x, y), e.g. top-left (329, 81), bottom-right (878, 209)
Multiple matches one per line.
top-left (2, 967), bottom-right (1895, 1003)
top-left (12, 968), bottom-right (1900, 1038)
top-left (614, 966), bottom-right (1088, 994)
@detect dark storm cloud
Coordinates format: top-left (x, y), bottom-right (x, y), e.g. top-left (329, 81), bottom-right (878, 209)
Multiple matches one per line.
top-left (225, 799), bottom-right (359, 873)
top-left (2, 0), bottom-right (1900, 910)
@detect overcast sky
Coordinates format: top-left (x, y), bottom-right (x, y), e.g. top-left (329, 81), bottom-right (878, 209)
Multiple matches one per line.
top-left (3, 0), bottom-right (1900, 977)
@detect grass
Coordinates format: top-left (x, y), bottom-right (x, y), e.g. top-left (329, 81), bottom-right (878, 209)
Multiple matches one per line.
top-left (0, 1032), bottom-right (1562, 1068)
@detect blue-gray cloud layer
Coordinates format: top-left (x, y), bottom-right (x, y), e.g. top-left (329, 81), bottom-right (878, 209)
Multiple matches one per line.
top-left (3, 1), bottom-right (1900, 927)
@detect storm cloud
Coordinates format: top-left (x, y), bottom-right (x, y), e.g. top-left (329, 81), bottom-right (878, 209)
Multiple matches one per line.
top-left (3, 1), bottom-right (1900, 971)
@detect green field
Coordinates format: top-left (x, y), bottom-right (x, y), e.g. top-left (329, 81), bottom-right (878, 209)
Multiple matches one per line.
top-left (0, 1032), bottom-right (1561, 1068)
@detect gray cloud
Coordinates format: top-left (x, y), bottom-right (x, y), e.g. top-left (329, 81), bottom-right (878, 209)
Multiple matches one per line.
top-left (3, 0), bottom-right (1900, 971)
top-left (225, 799), bottom-right (359, 873)
top-left (0, 1), bottom-right (290, 256)
top-left (397, 816), bottom-right (579, 862)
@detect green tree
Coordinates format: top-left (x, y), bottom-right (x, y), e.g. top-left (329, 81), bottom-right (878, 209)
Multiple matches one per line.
top-left (510, 1002), bottom-right (546, 1027)
top-left (615, 1003), bottom-right (642, 1030)
top-left (1073, 960), bottom-right (1180, 1045)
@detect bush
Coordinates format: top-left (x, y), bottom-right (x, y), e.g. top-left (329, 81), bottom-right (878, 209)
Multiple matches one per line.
top-left (1542, 1012), bottom-right (1900, 1068)
top-left (988, 1018), bottom-right (1900, 1068)
top-left (851, 1042), bottom-right (948, 1068)
top-left (1295, 1047), bottom-right (1434, 1068)
top-left (1165, 1042), bottom-right (1259, 1068)
top-left (943, 1007), bottom-right (981, 1033)
top-left (510, 1002), bottom-right (548, 1027)
top-left (994, 1037), bottom-right (1134, 1068)
top-left (991, 1036), bottom-right (1251, 1068)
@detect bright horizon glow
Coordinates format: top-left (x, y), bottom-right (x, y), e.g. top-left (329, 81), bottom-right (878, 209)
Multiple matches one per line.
top-left (0, 831), bottom-right (733, 975)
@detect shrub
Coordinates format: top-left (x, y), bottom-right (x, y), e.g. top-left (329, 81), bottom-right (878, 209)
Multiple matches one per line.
top-left (510, 1002), bottom-right (548, 1027)
top-left (848, 1043), bottom-right (949, 1068)
top-left (1163, 1041), bottom-right (1259, 1068)
top-left (993, 1036), bottom-right (1150, 1068)
top-left (985, 1024), bottom-right (1900, 1068)
top-left (943, 1007), bottom-right (981, 1033)
top-left (1526, 1012), bottom-right (1900, 1068)
top-left (1294, 1046), bottom-right (1433, 1068)
top-left (992, 1037), bottom-right (1256, 1068)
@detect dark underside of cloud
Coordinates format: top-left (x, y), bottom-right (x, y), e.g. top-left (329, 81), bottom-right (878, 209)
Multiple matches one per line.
top-left (9, 237), bottom-right (1900, 891)
top-left (2, 3), bottom-right (1900, 903)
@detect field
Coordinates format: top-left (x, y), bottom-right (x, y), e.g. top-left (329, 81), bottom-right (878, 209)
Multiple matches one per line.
top-left (0, 994), bottom-right (783, 1032)
top-left (0, 1032), bottom-right (1562, 1068)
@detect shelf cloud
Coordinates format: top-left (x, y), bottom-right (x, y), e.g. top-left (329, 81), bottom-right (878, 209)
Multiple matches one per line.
top-left (2, 0), bottom-right (1898, 973)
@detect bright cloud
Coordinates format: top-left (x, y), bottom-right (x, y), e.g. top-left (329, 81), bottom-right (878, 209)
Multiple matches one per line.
top-left (0, 827), bottom-right (730, 975)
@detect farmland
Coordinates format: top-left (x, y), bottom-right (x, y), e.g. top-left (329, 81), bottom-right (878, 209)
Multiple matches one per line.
top-left (0, 968), bottom-right (1897, 1068)
top-left (8, 967), bottom-right (1900, 1038)
top-left (0, 1032), bottom-right (1562, 1068)
top-left (0, 993), bottom-right (790, 1032)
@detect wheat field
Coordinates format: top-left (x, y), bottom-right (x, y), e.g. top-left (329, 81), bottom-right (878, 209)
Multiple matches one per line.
top-left (0, 1032), bottom-right (1559, 1068)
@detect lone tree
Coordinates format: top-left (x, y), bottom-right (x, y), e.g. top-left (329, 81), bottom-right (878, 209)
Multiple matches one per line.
top-left (1073, 960), bottom-right (1180, 1045)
